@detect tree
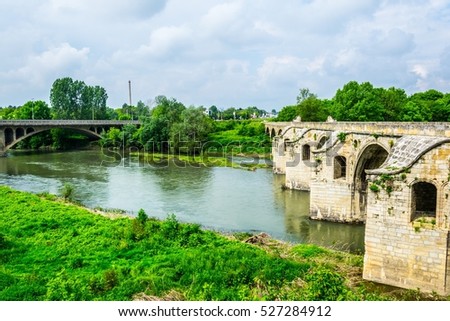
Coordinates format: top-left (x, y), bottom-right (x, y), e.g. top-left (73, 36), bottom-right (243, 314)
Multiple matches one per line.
top-left (378, 87), bottom-right (407, 121)
top-left (170, 107), bottom-right (213, 155)
top-left (208, 105), bottom-right (219, 119)
top-left (151, 96), bottom-right (185, 125)
top-left (296, 88), bottom-right (317, 104)
top-left (431, 94), bottom-right (450, 121)
top-left (276, 105), bottom-right (299, 121)
top-left (16, 100), bottom-right (51, 120)
top-left (139, 116), bottom-right (171, 152)
top-left (298, 97), bottom-right (328, 121)
top-left (399, 101), bottom-right (432, 121)
top-left (50, 77), bottom-right (108, 119)
top-left (410, 89), bottom-right (445, 122)
top-left (331, 81), bottom-right (386, 121)
top-left (0, 106), bottom-right (18, 120)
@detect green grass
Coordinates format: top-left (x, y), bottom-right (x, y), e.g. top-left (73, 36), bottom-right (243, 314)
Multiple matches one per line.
top-left (0, 186), bottom-right (446, 301)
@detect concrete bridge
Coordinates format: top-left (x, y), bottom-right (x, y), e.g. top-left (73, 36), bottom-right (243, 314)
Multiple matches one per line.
top-left (0, 120), bottom-right (140, 156)
top-left (266, 119), bottom-right (450, 295)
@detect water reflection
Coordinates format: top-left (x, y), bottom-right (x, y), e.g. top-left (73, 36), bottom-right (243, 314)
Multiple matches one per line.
top-left (272, 174), bottom-right (365, 253)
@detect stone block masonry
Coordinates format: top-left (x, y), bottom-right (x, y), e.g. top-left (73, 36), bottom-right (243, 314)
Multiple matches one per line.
top-left (267, 121), bottom-right (450, 295)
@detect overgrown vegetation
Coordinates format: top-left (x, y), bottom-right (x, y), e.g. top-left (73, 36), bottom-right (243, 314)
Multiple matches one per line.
top-left (0, 186), bottom-right (446, 301)
top-left (275, 83), bottom-right (450, 122)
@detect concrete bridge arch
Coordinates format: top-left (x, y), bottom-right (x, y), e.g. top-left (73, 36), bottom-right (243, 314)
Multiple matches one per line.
top-left (3, 126), bottom-right (103, 153)
top-left (0, 120), bottom-right (140, 156)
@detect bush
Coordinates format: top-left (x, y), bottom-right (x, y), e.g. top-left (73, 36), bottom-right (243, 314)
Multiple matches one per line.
top-left (60, 183), bottom-right (75, 201)
top-left (305, 267), bottom-right (348, 300)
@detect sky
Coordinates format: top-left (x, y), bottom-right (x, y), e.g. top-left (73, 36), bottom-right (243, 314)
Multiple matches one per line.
top-left (1, 0), bottom-right (449, 111)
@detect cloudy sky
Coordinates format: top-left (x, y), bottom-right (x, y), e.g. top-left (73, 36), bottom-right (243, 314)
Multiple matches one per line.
top-left (1, 0), bottom-right (449, 110)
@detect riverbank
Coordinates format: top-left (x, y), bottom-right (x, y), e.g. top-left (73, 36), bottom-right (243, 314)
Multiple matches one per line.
top-left (1, 186), bottom-right (446, 301)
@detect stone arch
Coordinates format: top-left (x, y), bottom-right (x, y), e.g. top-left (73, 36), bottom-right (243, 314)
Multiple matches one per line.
top-left (265, 127), bottom-right (270, 136)
top-left (271, 128), bottom-right (276, 137)
top-left (277, 129), bottom-right (283, 136)
top-left (353, 143), bottom-right (389, 217)
top-left (411, 181), bottom-right (437, 221)
top-left (26, 127), bottom-right (34, 135)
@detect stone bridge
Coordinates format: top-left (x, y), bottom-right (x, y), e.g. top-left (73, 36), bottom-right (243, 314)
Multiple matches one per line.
top-left (0, 120), bottom-right (140, 156)
top-left (266, 119), bottom-right (450, 295)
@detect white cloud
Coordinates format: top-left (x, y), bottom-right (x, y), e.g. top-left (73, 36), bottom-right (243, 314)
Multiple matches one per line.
top-left (411, 64), bottom-right (429, 79)
top-left (1, 0), bottom-right (449, 108)
top-left (14, 43), bottom-right (89, 83)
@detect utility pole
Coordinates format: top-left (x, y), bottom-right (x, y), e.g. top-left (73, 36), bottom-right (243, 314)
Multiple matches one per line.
top-left (128, 80), bottom-right (133, 120)
top-left (128, 80), bottom-right (132, 107)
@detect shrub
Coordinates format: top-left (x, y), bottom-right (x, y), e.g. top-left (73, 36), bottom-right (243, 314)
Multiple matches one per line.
top-left (304, 267), bottom-right (348, 300)
top-left (60, 183), bottom-right (75, 201)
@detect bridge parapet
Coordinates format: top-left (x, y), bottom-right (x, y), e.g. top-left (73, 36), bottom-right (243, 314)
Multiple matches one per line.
top-left (0, 120), bottom-right (140, 126)
top-left (265, 121), bottom-right (450, 137)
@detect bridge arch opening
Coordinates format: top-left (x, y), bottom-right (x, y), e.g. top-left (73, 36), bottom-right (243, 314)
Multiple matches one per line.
top-left (4, 128), bottom-right (14, 145)
top-left (302, 144), bottom-right (311, 161)
top-left (277, 129), bottom-right (283, 136)
top-left (16, 128), bottom-right (25, 139)
top-left (317, 136), bottom-right (328, 150)
top-left (26, 128), bottom-right (34, 135)
top-left (411, 182), bottom-right (437, 221)
top-left (334, 156), bottom-right (347, 179)
top-left (353, 143), bottom-right (389, 217)
top-left (271, 128), bottom-right (276, 137)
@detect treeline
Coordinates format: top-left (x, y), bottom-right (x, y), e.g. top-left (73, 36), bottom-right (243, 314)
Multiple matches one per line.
top-left (3, 77), bottom-right (450, 152)
top-left (0, 77), bottom-right (272, 152)
top-left (101, 96), bottom-right (270, 155)
top-left (276, 82), bottom-right (450, 122)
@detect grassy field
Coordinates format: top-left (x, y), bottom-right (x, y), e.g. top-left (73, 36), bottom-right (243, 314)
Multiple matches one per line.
top-left (0, 186), bottom-right (446, 301)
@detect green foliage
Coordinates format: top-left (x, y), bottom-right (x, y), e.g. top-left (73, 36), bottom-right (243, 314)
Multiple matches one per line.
top-left (276, 105), bottom-right (299, 121)
top-left (337, 132), bottom-right (347, 142)
top-left (291, 244), bottom-right (328, 258)
top-left (207, 120), bottom-right (271, 155)
top-left (16, 100), bottom-right (51, 120)
top-left (171, 107), bottom-right (213, 155)
top-left (137, 209), bottom-right (148, 226)
top-left (1, 186), bottom-right (442, 301)
top-left (304, 267), bottom-right (348, 300)
top-left (60, 183), bottom-right (75, 201)
top-left (50, 77), bottom-right (108, 120)
top-left (369, 184), bottom-right (380, 193)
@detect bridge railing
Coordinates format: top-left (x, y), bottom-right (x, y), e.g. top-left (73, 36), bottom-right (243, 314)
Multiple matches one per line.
top-left (0, 120), bottom-right (141, 126)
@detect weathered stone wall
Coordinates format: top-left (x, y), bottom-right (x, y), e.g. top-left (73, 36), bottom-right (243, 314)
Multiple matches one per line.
top-left (363, 143), bottom-right (450, 295)
top-left (272, 138), bottom-right (287, 174)
top-left (268, 121), bottom-right (450, 294)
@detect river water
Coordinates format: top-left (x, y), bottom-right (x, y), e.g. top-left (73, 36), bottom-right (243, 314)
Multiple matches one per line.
top-left (0, 149), bottom-right (365, 252)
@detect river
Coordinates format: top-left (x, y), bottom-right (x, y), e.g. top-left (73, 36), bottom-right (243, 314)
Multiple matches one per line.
top-left (0, 149), bottom-right (365, 252)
